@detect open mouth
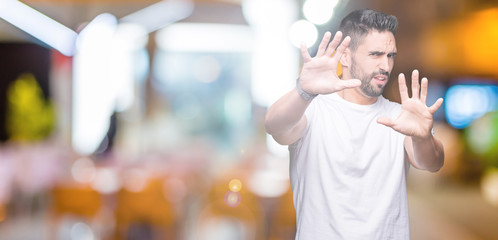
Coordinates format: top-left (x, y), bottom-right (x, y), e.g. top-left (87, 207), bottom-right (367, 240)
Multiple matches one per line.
top-left (373, 75), bottom-right (388, 84)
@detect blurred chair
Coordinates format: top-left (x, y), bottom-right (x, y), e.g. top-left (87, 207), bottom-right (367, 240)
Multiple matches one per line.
top-left (195, 175), bottom-right (265, 240)
top-left (113, 177), bottom-right (176, 240)
top-left (51, 185), bottom-right (102, 217)
top-left (0, 203), bottom-right (5, 223)
top-left (49, 183), bottom-right (104, 239)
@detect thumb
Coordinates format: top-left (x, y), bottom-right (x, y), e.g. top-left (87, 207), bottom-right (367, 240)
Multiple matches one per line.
top-left (428, 98), bottom-right (443, 114)
top-left (377, 117), bottom-right (395, 127)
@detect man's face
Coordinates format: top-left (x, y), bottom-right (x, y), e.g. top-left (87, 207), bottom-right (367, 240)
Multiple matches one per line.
top-left (349, 30), bottom-right (397, 98)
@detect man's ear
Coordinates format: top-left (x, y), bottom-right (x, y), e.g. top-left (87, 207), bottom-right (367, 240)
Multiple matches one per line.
top-left (340, 48), bottom-right (352, 67)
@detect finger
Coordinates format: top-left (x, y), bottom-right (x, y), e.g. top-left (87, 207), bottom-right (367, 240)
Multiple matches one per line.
top-left (411, 69), bottom-right (420, 99)
top-left (316, 32), bottom-right (332, 57)
top-left (420, 77), bottom-right (428, 104)
top-left (398, 73), bottom-right (409, 103)
top-left (337, 79), bottom-right (361, 90)
top-left (325, 31), bottom-right (344, 57)
top-left (377, 117), bottom-right (395, 128)
top-left (331, 35), bottom-right (351, 62)
top-left (428, 98), bottom-right (444, 114)
top-left (300, 42), bottom-right (312, 62)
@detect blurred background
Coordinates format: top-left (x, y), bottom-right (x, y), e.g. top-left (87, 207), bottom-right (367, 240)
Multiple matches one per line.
top-left (0, 0), bottom-right (497, 239)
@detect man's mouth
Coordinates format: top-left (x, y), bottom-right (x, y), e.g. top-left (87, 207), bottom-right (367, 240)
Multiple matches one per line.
top-left (373, 74), bottom-right (388, 84)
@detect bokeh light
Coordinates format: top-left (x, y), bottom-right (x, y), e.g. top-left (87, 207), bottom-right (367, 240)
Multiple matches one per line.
top-left (70, 222), bottom-right (95, 240)
top-left (91, 168), bottom-right (119, 194)
top-left (224, 191), bottom-right (241, 208)
top-left (228, 179), bottom-right (242, 192)
top-left (445, 84), bottom-right (498, 129)
top-left (303, 0), bottom-right (338, 25)
top-left (192, 56), bottom-right (221, 83)
top-left (481, 168), bottom-right (498, 207)
top-left (289, 20), bottom-right (318, 48)
top-left (2, 1), bottom-right (498, 239)
top-left (122, 168), bottom-right (148, 193)
top-left (466, 111), bottom-right (498, 157)
top-left (71, 158), bottom-right (96, 183)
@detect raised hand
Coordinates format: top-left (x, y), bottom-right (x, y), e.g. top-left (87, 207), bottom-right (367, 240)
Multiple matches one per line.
top-left (377, 70), bottom-right (444, 138)
top-left (299, 31), bottom-right (361, 95)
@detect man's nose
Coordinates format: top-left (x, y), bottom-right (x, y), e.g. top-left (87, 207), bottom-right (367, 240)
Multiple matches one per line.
top-left (379, 56), bottom-right (390, 72)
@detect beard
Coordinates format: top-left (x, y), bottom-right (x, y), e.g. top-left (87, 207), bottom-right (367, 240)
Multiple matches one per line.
top-left (350, 58), bottom-right (390, 98)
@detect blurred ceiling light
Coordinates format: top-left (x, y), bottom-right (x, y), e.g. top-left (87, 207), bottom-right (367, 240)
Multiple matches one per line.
top-left (156, 23), bottom-right (253, 52)
top-left (120, 0), bottom-right (193, 33)
top-left (113, 23), bottom-right (148, 52)
top-left (242, 0), bottom-right (296, 27)
top-left (0, 0), bottom-right (77, 56)
top-left (72, 1), bottom-right (191, 156)
top-left (243, 0), bottom-right (299, 108)
top-left (303, 0), bottom-right (338, 25)
top-left (76, 13), bottom-right (118, 51)
top-left (289, 19), bottom-right (318, 48)
top-left (110, 23), bottom-right (148, 112)
top-left (72, 13), bottom-right (118, 156)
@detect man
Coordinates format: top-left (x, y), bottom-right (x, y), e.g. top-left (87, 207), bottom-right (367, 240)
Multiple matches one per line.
top-left (265, 9), bottom-right (444, 239)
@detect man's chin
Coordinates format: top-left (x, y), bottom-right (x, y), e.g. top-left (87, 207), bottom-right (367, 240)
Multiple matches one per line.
top-left (361, 85), bottom-right (384, 98)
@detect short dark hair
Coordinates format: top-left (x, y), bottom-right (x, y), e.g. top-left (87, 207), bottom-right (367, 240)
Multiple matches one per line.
top-left (339, 9), bottom-right (398, 51)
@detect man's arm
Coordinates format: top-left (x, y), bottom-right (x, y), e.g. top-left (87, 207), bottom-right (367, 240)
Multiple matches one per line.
top-left (377, 70), bottom-right (444, 172)
top-left (265, 31), bottom-right (361, 145)
top-left (265, 89), bottom-right (311, 145)
top-left (404, 134), bottom-right (444, 172)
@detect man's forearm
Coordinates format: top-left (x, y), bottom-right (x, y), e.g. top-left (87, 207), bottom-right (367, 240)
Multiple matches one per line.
top-left (265, 88), bottom-right (312, 144)
top-left (411, 135), bottom-right (444, 172)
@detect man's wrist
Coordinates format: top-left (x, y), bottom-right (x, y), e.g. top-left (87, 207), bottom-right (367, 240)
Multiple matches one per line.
top-left (412, 128), bottom-right (435, 142)
top-left (296, 77), bottom-right (318, 101)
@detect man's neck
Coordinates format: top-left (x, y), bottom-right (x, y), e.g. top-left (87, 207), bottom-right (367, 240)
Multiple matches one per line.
top-left (338, 87), bottom-right (379, 105)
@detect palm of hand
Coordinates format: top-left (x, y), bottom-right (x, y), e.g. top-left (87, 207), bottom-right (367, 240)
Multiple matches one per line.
top-left (299, 32), bottom-right (361, 95)
top-left (377, 70), bottom-right (443, 138)
top-left (300, 58), bottom-right (342, 94)
top-left (389, 98), bottom-right (434, 138)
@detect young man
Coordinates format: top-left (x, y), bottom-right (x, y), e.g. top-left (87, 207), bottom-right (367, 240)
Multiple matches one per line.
top-left (265, 9), bottom-right (444, 239)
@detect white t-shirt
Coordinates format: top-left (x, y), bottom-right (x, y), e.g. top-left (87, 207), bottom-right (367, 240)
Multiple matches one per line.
top-left (289, 93), bottom-right (410, 240)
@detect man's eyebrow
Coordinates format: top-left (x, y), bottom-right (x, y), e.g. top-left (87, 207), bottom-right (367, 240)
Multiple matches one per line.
top-left (368, 51), bottom-right (397, 56)
top-left (368, 51), bottom-right (385, 55)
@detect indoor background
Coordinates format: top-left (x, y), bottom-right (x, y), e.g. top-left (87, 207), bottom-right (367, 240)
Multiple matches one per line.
top-left (0, 0), bottom-right (497, 239)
